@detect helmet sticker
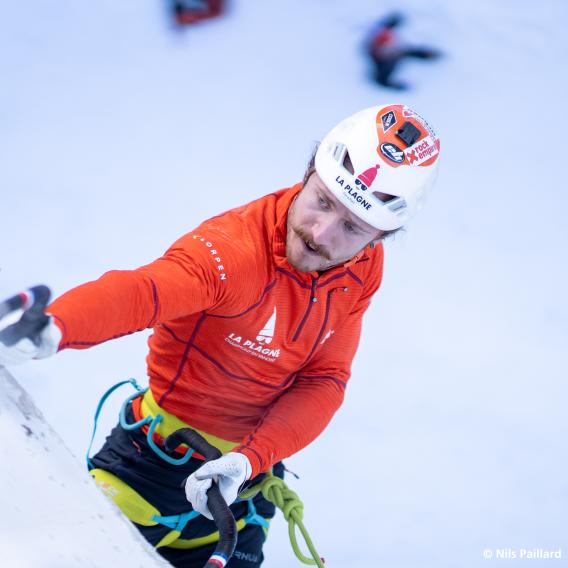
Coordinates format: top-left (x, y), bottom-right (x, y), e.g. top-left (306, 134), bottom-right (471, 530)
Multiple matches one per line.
top-left (375, 105), bottom-right (439, 168)
top-left (380, 110), bottom-right (397, 133)
top-left (380, 142), bottom-right (405, 163)
top-left (355, 165), bottom-right (380, 191)
top-left (404, 135), bottom-right (440, 166)
top-left (403, 106), bottom-right (437, 142)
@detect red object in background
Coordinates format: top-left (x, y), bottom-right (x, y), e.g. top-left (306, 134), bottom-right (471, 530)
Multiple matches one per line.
top-left (174, 0), bottom-right (224, 25)
top-left (370, 27), bottom-right (396, 53)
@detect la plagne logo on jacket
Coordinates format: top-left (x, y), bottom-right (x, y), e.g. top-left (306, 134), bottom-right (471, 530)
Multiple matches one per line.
top-left (225, 307), bottom-right (281, 362)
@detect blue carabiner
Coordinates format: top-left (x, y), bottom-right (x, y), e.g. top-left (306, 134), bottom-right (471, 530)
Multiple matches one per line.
top-left (89, 378), bottom-right (195, 468)
top-left (87, 378), bottom-right (146, 469)
top-left (119, 388), bottom-right (152, 431)
top-left (146, 414), bottom-right (195, 466)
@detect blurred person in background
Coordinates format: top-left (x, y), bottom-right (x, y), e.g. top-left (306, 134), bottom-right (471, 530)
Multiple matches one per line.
top-left (0, 103), bottom-right (439, 567)
top-left (368, 12), bottom-right (442, 90)
top-left (173, 0), bottom-right (224, 26)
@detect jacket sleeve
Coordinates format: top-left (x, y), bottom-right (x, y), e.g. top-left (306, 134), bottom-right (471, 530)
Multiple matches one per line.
top-left (235, 249), bottom-right (384, 477)
top-left (48, 230), bottom-right (242, 350)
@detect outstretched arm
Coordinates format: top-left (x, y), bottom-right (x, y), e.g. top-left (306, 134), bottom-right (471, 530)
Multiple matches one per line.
top-left (47, 231), bottom-right (232, 350)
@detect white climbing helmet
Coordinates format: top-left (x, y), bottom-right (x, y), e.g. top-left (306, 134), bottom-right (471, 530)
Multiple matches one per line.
top-left (314, 103), bottom-right (440, 230)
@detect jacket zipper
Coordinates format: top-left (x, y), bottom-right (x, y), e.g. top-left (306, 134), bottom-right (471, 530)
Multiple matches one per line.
top-left (292, 275), bottom-right (318, 342)
top-left (303, 287), bottom-right (343, 364)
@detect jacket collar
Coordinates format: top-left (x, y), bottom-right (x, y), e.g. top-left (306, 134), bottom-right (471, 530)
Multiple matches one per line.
top-left (272, 183), bottom-right (370, 281)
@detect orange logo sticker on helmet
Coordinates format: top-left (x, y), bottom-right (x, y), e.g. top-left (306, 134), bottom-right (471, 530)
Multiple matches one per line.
top-left (375, 104), bottom-right (440, 168)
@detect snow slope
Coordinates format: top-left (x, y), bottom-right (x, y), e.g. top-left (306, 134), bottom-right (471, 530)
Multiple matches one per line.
top-left (0, 0), bottom-right (567, 566)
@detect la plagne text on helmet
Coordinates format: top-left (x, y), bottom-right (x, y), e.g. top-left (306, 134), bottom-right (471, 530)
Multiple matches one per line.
top-left (335, 176), bottom-right (373, 210)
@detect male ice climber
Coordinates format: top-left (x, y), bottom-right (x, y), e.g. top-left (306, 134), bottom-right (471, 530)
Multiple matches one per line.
top-left (0, 103), bottom-right (440, 567)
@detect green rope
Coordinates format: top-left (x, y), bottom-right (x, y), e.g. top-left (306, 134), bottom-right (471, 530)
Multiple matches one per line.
top-left (240, 474), bottom-right (325, 567)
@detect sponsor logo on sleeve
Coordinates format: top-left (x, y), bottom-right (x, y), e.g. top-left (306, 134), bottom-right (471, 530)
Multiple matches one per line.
top-left (192, 234), bottom-right (227, 280)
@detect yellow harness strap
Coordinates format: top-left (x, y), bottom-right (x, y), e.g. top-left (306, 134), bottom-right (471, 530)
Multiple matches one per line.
top-left (91, 468), bottom-right (160, 527)
top-left (166, 518), bottom-right (248, 550)
top-left (91, 468), bottom-right (262, 549)
top-left (139, 389), bottom-right (238, 455)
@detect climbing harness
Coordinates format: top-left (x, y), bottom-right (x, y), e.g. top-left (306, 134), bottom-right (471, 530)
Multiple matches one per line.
top-left (87, 378), bottom-right (268, 549)
top-left (91, 467), bottom-right (267, 549)
top-left (88, 378), bottom-right (324, 565)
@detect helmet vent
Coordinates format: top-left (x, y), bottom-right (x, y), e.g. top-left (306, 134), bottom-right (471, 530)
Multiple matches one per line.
top-left (342, 151), bottom-right (354, 174)
top-left (387, 197), bottom-right (407, 214)
top-left (332, 143), bottom-right (347, 163)
top-left (372, 190), bottom-right (397, 203)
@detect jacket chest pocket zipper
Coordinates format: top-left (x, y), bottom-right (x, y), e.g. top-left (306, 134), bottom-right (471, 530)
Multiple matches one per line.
top-left (292, 276), bottom-right (318, 342)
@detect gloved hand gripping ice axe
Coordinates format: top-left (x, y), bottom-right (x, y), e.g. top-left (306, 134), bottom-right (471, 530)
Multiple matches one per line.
top-left (165, 428), bottom-right (238, 568)
top-left (0, 285), bottom-right (53, 362)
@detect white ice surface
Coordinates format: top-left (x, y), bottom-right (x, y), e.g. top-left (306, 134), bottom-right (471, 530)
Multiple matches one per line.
top-left (0, 367), bottom-right (167, 567)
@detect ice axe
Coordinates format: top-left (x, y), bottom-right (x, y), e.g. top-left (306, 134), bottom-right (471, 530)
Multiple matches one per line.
top-left (0, 285), bottom-right (51, 347)
top-left (164, 428), bottom-right (238, 568)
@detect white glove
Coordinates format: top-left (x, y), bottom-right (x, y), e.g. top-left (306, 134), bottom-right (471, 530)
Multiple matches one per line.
top-left (0, 316), bottom-right (62, 366)
top-left (185, 452), bottom-right (252, 520)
